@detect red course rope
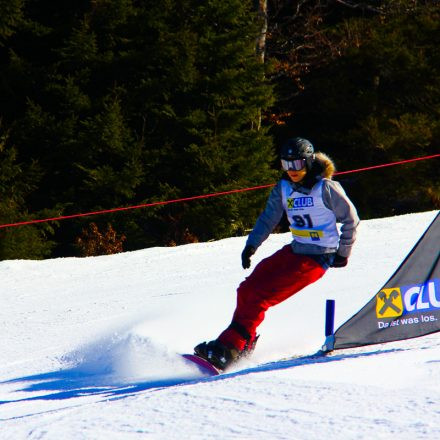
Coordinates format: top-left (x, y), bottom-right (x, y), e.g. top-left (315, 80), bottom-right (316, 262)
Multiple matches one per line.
top-left (333, 153), bottom-right (440, 176)
top-left (1, 153), bottom-right (439, 229)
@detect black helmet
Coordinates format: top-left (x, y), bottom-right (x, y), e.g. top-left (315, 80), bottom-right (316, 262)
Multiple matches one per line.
top-left (280, 137), bottom-right (315, 170)
top-left (280, 137), bottom-right (314, 160)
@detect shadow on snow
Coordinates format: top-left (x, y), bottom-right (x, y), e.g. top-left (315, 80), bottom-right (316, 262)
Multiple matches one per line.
top-left (0, 348), bottom-right (403, 410)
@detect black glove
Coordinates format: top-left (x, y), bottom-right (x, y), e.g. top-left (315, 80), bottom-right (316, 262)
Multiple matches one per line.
top-left (331, 254), bottom-right (348, 268)
top-left (241, 245), bottom-right (256, 269)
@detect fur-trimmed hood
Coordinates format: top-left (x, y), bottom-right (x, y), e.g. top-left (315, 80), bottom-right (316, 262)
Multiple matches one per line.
top-left (314, 152), bottom-right (336, 179)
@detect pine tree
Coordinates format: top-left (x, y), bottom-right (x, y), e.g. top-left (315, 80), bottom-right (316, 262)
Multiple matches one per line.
top-left (0, 0), bottom-right (24, 41)
top-left (77, 96), bottom-right (143, 209)
top-left (125, 0), bottom-right (277, 245)
top-left (0, 124), bottom-right (55, 259)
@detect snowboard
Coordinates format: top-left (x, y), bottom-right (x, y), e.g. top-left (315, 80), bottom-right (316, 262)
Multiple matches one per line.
top-left (182, 353), bottom-right (221, 376)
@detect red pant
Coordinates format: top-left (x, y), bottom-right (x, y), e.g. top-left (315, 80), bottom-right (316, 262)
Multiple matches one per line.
top-left (218, 245), bottom-right (326, 351)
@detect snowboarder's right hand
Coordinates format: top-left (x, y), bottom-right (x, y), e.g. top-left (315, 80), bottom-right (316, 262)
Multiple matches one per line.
top-left (331, 254), bottom-right (348, 268)
top-left (241, 245), bottom-right (256, 269)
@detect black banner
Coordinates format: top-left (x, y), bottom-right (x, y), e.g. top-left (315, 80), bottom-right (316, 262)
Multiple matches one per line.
top-left (332, 212), bottom-right (440, 350)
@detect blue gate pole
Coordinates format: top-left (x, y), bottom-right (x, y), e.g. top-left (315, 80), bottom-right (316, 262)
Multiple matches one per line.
top-left (325, 299), bottom-right (335, 337)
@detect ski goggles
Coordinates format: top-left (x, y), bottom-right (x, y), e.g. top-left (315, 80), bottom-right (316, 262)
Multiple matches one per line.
top-left (281, 158), bottom-right (306, 171)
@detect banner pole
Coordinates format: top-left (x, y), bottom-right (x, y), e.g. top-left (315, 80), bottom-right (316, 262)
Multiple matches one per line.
top-left (322, 299), bottom-right (336, 353)
top-left (325, 299), bottom-right (335, 336)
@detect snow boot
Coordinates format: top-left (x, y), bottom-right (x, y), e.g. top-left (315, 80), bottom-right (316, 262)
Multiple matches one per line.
top-left (194, 340), bottom-right (240, 371)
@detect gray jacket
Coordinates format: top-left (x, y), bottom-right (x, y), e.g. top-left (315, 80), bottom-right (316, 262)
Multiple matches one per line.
top-left (246, 153), bottom-right (359, 258)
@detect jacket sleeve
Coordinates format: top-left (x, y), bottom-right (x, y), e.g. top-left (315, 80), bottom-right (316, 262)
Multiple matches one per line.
top-left (322, 180), bottom-right (360, 258)
top-left (246, 181), bottom-right (285, 250)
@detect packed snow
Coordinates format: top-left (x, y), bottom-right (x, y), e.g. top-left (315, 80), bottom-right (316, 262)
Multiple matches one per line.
top-left (1, 210), bottom-right (439, 439)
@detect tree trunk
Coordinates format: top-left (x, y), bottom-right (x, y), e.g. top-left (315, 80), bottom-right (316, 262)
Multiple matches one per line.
top-left (254, 0), bottom-right (267, 130)
top-left (255, 0), bottom-right (267, 63)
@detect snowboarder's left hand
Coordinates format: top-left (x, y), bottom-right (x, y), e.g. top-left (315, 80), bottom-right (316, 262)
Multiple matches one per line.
top-left (331, 254), bottom-right (348, 268)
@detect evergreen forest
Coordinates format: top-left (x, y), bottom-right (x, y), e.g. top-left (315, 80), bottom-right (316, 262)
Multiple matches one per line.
top-left (0, 0), bottom-right (439, 259)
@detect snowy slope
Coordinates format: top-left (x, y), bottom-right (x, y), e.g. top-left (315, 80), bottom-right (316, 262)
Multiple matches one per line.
top-left (0, 210), bottom-right (439, 439)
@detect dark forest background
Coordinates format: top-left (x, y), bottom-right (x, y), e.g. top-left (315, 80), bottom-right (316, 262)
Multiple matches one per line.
top-left (0, 0), bottom-right (439, 259)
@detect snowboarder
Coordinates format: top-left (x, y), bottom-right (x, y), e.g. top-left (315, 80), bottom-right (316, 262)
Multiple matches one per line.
top-left (194, 137), bottom-right (360, 370)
